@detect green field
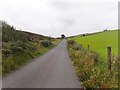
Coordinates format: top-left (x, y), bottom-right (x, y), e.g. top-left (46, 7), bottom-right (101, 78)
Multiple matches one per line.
top-left (71, 30), bottom-right (118, 60)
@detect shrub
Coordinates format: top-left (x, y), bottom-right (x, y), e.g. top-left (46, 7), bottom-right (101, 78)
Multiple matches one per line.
top-left (10, 46), bottom-right (23, 53)
top-left (2, 49), bottom-right (12, 57)
top-left (40, 40), bottom-right (52, 47)
top-left (11, 41), bottom-right (26, 49)
top-left (68, 40), bottom-right (75, 45)
top-left (2, 23), bottom-right (28, 42)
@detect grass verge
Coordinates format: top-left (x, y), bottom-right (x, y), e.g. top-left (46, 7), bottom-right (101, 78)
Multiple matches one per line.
top-left (67, 40), bottom-right (118, 88)
top-left (2, 40), bottom-right (61, 76)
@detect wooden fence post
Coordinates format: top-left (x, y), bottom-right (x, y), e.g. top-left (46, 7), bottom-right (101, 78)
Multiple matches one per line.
top-left (81, 44), bottom-right (83, 50)
top-left (107, 46), bottom-right (111, 70)
top-left (88, 44), bottom-right (89, 50)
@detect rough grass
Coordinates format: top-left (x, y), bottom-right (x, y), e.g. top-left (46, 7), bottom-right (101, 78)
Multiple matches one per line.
top-left (2, 39), bottom-right (61, 76)
top-left (2, 42), bottom-right (56, 75)
top-left (67, 41), bottom-right (118, 88)
top-left (2, 21), bottom-right (62, 76)
top-left (71, 30), bottom-right (118, 60)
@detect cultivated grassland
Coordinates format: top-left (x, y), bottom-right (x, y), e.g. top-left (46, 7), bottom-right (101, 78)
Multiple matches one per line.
top-left (72, 30), bottom-right (118, 60)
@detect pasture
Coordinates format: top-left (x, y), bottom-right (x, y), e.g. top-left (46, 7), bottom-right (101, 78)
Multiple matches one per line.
top-left (71, 30), bottom-right (118, 60)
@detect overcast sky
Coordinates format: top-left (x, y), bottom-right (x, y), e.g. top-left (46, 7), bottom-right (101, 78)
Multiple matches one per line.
top-left (0, 0), bottom-right (119, 37)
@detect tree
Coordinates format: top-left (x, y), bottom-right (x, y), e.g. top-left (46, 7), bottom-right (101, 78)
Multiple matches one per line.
top-left (61, 34), bottom-right (65, 39)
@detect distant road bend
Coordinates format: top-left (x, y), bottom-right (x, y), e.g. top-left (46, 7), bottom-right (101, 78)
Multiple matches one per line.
top-left (3, 39), bottom-right (80, 88)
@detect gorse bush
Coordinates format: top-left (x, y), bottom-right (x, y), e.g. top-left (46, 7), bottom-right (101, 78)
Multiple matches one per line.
top-left (2, 49), bottom-right (12, 57)
top-left (68, 39), bottom-right (75, 45)
top-left (68, 40), bottom-right (118, 88)
top-left (40, 40), bottom-right (52, 47)
top-left (2, 23), bottom-right (28, 42)
top-left (10, 46), bottom-right (23, 53)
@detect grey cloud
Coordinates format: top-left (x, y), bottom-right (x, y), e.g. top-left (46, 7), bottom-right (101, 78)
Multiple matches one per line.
top-left (57, 18), bottom-right (75, 26)
top-left (0, 0), bottom-right (118, 37)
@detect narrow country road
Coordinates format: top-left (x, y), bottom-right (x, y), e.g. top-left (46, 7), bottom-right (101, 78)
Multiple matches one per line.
top-left (3, 39), bottom-right (80, 88)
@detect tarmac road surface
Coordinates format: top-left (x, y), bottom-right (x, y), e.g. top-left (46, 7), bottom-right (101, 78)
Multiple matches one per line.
top-left (3, 39), bottom-right (80, 88)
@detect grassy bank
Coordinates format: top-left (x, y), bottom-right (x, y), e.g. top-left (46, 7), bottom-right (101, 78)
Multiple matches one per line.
top-left (2, 21), bottom-right (61, 75)
top-left (67, 40), bottom-right (118, 88)
top-left (2, 42), bottom-right (56, 75)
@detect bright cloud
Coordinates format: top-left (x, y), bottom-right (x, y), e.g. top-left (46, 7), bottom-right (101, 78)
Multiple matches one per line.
top-left (0, 0), bottom-right (119, 37)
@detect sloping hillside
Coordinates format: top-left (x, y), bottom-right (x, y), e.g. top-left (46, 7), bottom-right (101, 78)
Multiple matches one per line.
top-left (2, 21), bottom-right (59, 75)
